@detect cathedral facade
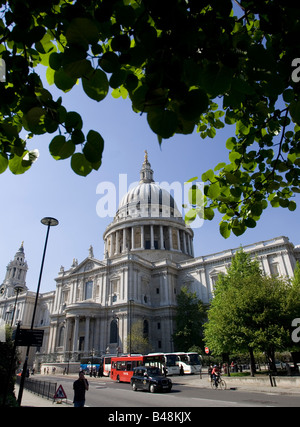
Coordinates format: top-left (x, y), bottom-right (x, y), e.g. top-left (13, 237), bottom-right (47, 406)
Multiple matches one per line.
top-left (1, 154), bottom-right (300, 369)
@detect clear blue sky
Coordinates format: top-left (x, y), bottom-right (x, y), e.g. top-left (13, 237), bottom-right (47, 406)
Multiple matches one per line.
top-left (1, 67), bottom-right (299, 294)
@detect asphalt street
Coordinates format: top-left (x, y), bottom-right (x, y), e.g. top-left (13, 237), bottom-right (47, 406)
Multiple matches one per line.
top-left (15, 373), bottom-right (300, 408)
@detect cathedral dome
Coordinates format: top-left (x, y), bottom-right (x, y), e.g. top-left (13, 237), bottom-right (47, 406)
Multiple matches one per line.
top-left (116, 151), bottom-right (181, 220)
top-left (103, 152), bottom-right (194, 260)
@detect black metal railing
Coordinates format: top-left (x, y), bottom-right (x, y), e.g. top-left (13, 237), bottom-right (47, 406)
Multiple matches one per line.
top-left (16, 376), bottom-right (57, 400)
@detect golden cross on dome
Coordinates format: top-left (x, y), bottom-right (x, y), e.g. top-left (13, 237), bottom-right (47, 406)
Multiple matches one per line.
top-left (144, 150), bottom-right (148, 162)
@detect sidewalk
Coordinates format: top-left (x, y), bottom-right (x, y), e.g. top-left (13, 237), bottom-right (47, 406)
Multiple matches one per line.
top-left (14, 384), bottom-right (71, 407)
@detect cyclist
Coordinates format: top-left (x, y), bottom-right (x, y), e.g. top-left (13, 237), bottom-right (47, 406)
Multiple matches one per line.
top-left (211, 365), bottom-right (220, 388)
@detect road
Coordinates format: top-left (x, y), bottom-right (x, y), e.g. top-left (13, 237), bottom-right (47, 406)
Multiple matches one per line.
top-left (41, 374), bottom-right (300, 408)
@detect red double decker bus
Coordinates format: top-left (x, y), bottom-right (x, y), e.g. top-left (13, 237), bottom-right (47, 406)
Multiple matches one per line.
top-left (110, 354), bottom-right (165, 383)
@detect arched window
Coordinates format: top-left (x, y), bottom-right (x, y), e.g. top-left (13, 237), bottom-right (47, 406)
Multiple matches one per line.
top-left (110, 319), bottom-right (118, 343)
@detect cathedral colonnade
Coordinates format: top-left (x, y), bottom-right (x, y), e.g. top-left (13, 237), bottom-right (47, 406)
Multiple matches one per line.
top-left (47, 306), bottom-right (132, 359)
top-left (104, 221), bottom-right (194, 258)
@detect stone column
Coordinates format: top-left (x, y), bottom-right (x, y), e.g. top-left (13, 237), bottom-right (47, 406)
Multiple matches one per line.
top-left (122, 228), bottom-right (127, 253)
top-left (168, 227), bottom-right (173, 250)
top-left (115, 231), bottom-right (119, 255)
top-left (177, 230), bottom-right (181, 251)
top-left (183, 232), bottom-right (187, 254)
top-left (95, 317), bottom-right (101, 352)
top-left (63, 318), bottom-right (71, 352)
top-left (72, 315), bottom-right (79, 352)
top-left (109, 234), bottom-right (114, 257)
top-left (131, 227), bottom-right (135, 250)
top-left (150, 225), bottom-right (155, 249)
top-left (160, 226), bottom-right (164, 249)
top-left (141, 225), bottom-right (145, 249)
top-left (84, 316), bottom-right (90, 353)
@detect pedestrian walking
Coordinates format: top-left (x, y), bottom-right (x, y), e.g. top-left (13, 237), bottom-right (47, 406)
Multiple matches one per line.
top-left (73, 371), bottom-right (89, 407)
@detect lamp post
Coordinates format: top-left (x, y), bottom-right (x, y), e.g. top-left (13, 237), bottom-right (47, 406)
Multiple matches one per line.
top-left (17, 217), bottom-right (58, 406)
top-left (10, 285), bottom-right (23, 327)
top-left (113, 313), bottom-right (119, 356)
top-left (129, 299), bottom-right (134, 356)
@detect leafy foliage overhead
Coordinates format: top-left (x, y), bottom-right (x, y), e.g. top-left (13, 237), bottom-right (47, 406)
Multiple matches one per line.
top-left (1, 0), bottom-right (300, 236)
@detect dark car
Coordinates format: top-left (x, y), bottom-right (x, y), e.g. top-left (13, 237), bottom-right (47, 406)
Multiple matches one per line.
top-left (130, 366), bottom-right (172, 393)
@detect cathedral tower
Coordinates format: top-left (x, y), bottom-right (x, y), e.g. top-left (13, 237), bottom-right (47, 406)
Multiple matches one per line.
top-left (0, 243), bottom-right (28, 298)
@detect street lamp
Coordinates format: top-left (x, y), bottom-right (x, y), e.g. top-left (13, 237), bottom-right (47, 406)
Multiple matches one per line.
top-left (10, 285), bottom-right (24, 327)
top-left (113, 313), bottom-right (119, 356)
top-left (17, 217), bottom-right (58, 406)
top-left (129, 299), bottom-right (134, 356)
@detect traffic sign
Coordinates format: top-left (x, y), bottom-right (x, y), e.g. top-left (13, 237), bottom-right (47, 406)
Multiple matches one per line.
top-left (54, 385), bottom-right (67, 400)
top-left (205, 347), bottom-right (210, 354)
top-left (14, 328), bottom-right (44, 347)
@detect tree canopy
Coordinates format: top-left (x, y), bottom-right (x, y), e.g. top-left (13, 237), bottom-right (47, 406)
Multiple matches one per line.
top-left (126, 319), bottom-right (152, 354)
top-left (1, 0), bottom-right (300, 236)
top-left (204, 250), bottom-right (300, 373)
top-left (172, 285), bottom-right (206, 351)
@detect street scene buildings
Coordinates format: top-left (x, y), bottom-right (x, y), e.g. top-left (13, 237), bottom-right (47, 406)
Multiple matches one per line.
top-left (1, 154), bottom-right (300, 370)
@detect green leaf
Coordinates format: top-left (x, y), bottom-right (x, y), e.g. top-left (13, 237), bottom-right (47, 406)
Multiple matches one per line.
top-left (236, 120), bottom-right (250, 135)
top-left (226, 137), bottom-right (236, 150)
top-left (49, 135), bottom-right (75, 160)
top-left (207, 182), bottom-right (221, 199)
top-left (202, 64), bottom-right (233, 97)
top-left (65, 111), bottom-right (83, 131)
top-left (49, 52), bottom-right (62, 71)
top-left (147, 109), bottom-right (178, 139)
top-left (185, 176), bottom-right (199, 183)
top-left (290, 101), bottom-right (300, 125)
top-left (99, 52), bottom-right (120, 73)
top-left (9, 152), bottom-right (32, 175)
top-left (65, 18), bottom-right (99, 48)
top-left (54, 68), bottom-right (77, 92)
top-left (64, 58), bottom-right (92, 79)
top-left (220, 221), bottom-right (231, 239)
top-left (288, 201), bottom-right (297, 211)
top-left (82, 69), bottom-right (109, 102)
top-left (71, 153), bottom-right (93, 176)
top-left (185, 208), bottom-right (197, 224)
top-left (23, 107), bottom-right (45, 134)
top-left (201, 169), bottom-right (215, 182)
top-left (244, 217), bottom-right (256, 228)
top-left (83, 130), bottom-right (104, 163)
top-left (179, 89), bottom-right (209, 121)
top-left (71, 129), bottom-right (85, 145)
top-left (0, 153), bottom-right (8, 173)
top-left (204, 207), bottom-right (215, 220)
top-left (231, 219), bottom-right (246, 236)
top-left (46, 66), bottom-right (55, 85)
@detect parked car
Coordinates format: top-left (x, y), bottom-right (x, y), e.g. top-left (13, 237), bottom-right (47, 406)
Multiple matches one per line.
top-left (130, 366), bottom-right (172, 393)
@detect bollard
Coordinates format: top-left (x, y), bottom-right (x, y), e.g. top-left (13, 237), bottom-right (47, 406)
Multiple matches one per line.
top-left (269, 373), bottom-right (273, 387)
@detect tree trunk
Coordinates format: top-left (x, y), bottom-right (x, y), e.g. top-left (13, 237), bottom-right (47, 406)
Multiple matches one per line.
top-left (249, 347), bottom-right (256, 377)
top-left (266, 348), bottom-right (277, 373)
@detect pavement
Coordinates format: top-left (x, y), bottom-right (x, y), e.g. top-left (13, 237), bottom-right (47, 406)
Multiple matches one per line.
top-left (14, 383), bottom-right (72, 407)
top-left (13, 372), bottom-right (300, 407)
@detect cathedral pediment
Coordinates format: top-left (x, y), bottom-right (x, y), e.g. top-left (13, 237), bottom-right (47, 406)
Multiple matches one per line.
top-left (64, 257), bottom-right (105, 276)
